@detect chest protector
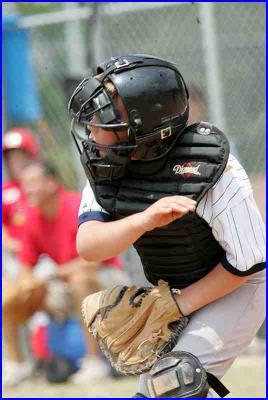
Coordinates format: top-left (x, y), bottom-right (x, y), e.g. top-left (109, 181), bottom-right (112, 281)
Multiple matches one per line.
top-left (91, 123), bottom-right (230, 288)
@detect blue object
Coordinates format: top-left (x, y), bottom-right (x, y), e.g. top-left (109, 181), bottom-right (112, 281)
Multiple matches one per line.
top-left (47, 317), bottom-right (87, 363)
top-left (2, 14), bottom-right (42, 123)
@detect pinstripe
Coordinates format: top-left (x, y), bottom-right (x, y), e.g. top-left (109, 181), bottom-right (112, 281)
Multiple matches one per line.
top-left (212, 177), bottom-right (249, 206)
top-left (200, 154), bottom-right (265, 273)
top-left (218, 218), bottom-right (225, 242)
top-left (230, 209), bottom-right (247, 270)
top-left (209, 206), bottom-right (213, 225)
top-left (201, 192), bottom-right (208, 218)
top-left (226, 212), bottom-right (238, 267)
top-left (212, 177), bottom-right (234, 206)
top-left (230, 167), bottom-right (244, 171)
top-left (245, 200), bottom-right (263, 260)
top-left (212, 186), bottom-right (243, 222)
top-left (257, 214), bottom-right (266, 247)
top-left (244, 226), bottom-right (257, 266)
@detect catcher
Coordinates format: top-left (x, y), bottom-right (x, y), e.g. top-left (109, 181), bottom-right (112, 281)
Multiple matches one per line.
top-left (68, 54), bottom-right (266, 397)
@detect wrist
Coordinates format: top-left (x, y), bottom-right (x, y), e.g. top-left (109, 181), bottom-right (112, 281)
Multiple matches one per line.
top-left (173, 289), bottom-right (192, 317)
top-left (129, 212), bottom-right (148, 236)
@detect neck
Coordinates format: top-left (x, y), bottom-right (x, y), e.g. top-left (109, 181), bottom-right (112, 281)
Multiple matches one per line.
top-left (40, 192), bottom-right (60, 218)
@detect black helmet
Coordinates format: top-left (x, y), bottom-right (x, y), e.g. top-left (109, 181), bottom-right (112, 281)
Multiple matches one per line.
top-left (68, 54), bottom-right (189, 182)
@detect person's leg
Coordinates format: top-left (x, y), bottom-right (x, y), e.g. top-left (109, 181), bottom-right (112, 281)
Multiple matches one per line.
top-left (2, 299), bottom-right (34, 387)
top-left (3, 317), bottom-right (23, 363)
top-left (2, 256), bottom-right (24, 362)
top-left (138, 271), bottom-right (265, 397)
top-left (68, 267), bottom-right (102, 357)
top-left (67, 266), bottom-right (111, 382)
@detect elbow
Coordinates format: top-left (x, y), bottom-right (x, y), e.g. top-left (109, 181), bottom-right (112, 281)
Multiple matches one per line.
top-left (76, 231), bottom-right (97, 262)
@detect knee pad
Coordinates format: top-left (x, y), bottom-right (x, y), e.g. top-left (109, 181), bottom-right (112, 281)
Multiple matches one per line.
top-left (141, 351), bottom-right (229, 398)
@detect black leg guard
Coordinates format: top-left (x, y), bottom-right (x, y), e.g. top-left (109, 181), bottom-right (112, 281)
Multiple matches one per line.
top-left (139, 351), bottom-right (229, 398)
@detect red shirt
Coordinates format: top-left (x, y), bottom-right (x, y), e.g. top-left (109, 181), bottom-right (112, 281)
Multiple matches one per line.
top-left (18, 188), bottom-right (123, 270)
top-left (19, 188), bottom-right (80, 267)
top-left (2, 180), bottom-right (29, 241)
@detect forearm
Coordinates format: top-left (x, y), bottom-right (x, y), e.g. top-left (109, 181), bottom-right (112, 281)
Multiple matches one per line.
top-left (2, 226), bottom-right (21, 254)
top-left (19, 263), bottom-right (34, 274)
top-left (175, 263), bottom-right (248, 316)
top-left (77, 214), bottom-right (146, 261)
top-left (2, 226), bottom-right (8, 244)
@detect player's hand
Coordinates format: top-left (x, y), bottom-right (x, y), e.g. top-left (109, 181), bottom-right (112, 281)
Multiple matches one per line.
top-left (139, 195), bottom-right (196, 232)
top-left (3, 237), bottom-right (22, 254)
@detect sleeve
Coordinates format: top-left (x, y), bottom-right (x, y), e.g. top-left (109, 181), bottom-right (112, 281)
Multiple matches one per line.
top-left (197, 154), bottom-right (266, 276)
top-left (2, 201), bottom-right (10, 227)
top-left (2, 187), bottom-right (14, 228)
top-left (78, 180), bottom-right (113, 226)
top-left (18, 223), bottom-right (41, 268)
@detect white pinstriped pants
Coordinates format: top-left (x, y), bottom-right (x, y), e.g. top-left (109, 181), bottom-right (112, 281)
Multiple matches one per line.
top-left (138, 270), bottom-right (266, 398)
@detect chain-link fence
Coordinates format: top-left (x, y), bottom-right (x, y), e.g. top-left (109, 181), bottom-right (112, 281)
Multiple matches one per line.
top-left (99, 2), bottom-right (266, 175)
top-left (29, 19), bottom-right (90, 190)
top-left (4, 2), bottom-right (264, 186)
top-left (3, 2), bottom-right (266, 282)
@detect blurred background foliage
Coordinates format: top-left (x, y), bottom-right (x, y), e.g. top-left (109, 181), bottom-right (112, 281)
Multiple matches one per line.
top-left (3, 2), bottom-right (265, 191)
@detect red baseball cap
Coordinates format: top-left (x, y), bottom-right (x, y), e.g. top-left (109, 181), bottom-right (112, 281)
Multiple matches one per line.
top-left (3, 127), bottom-right (40, 158)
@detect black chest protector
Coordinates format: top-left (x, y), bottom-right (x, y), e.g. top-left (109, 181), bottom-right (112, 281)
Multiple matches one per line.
top-left (91, 123), bottom-right (230, 289)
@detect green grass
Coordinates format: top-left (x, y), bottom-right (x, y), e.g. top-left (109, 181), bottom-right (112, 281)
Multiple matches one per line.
top-left (3, 354), bottom-right (265, 398)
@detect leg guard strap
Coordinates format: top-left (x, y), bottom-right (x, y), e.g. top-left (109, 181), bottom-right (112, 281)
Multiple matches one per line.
top-left (207, 372), bottom-right (229, 397)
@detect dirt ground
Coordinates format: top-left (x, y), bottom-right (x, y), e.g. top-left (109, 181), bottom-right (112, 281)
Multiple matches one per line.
top-left (3, 353), bottom-right (265, 398)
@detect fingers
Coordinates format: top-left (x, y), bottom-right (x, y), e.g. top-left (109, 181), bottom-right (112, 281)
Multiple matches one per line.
top-left (160, 205), bottom-right (187, 215)
top-left (160, 196), bottom-right (196, 212)
top-left (143, 195), bottom-right (197, 231)
top-left (158, 196), bottom-right (196, 224)
top-left (166, 195), bottom-right (196, 207)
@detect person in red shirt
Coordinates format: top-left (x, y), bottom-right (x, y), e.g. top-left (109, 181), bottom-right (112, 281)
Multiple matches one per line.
top-left (3, 160), bottom-right (129, 386)
top-left (2, 127), bottom-right (40, 265)
top-left (2, 127), bottom-right (41, 386)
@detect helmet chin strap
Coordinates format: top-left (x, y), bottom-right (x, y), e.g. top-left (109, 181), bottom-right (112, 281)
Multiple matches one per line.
top-left (132, 139), bottom-right (171, 161)
top-left (102, 130), bottom-right (135, 165)
top-left (104, 147), bottom-right (131, 166)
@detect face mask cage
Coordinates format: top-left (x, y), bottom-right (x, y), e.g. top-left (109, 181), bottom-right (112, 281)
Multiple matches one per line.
top-left (69, 77), bottom-right (129, 131)
top-left (68, 57), bottom-right (189, 181)
top-left (69, 77), bottom-right (138, 181)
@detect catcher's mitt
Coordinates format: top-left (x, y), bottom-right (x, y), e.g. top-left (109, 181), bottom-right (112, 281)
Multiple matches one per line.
top-left (3, 274), bottom-right (47, 324)
top-left (82, 279), bottom-right (188, 375)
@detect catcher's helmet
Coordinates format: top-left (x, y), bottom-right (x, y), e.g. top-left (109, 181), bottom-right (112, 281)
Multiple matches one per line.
top-left (68, 54), bottom-right (189, 181)
top-left (3, 127), bottom-right (40, 159)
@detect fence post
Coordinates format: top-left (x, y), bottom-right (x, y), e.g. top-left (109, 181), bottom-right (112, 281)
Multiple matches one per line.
top-left (3, 14), bottom-right (42, 124)
top-left (198, 3), bottom-right (226, 132)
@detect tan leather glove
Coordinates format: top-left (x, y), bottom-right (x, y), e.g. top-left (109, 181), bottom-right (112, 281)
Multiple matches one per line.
top-left (82, 280), bottom-right (188, 375)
